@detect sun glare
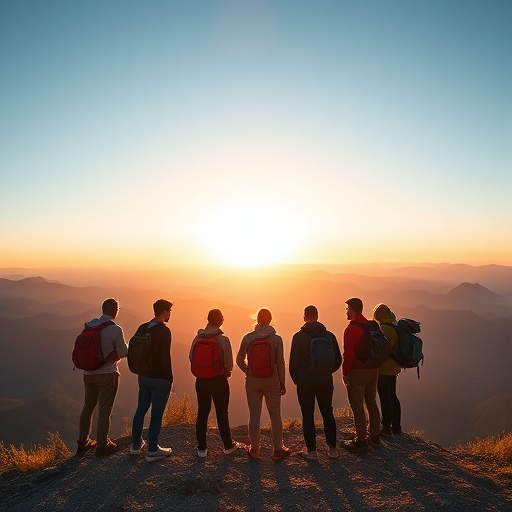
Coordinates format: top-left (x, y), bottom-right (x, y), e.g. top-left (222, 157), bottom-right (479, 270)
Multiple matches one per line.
top-left (197, 199), bottom-right (301, 267)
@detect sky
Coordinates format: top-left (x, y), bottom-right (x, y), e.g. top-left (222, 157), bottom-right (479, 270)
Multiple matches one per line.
top-left (1, 0), bottom-right (510, 269)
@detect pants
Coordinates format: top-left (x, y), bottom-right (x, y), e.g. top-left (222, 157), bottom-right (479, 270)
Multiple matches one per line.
top-left (377, 374), bottom-right (401, 430)
top-left (297, 380), bottom-right (336, 451)
top-left (195, 375), bottom-right (233, 450)
top-left (346, 368), bottom-right (380, 441)
top-left (131, 375), bottom-right (171, 452)
top-left (245, 376), bottom-right (283, 451)
top-left (78, 372), bottom-right (119, 447)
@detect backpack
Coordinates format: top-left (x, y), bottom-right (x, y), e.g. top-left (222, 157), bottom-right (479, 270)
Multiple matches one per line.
top-left (191, 336), bottom-right (223, 378)
top-left (128, 324), bottom-right (154, 375)
top-left (352, 320), bottom-right (390, 368)
top-left (308, 337), bottom-right (336, 376)
top-left (72, 321), bottom-right (116, 371)
top-left (248, 338), bottom-right (276, 378)
top-left (387, 318), bottom-right (424, 378)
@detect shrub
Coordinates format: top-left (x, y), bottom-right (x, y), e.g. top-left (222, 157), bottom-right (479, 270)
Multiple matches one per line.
top-left (456, 432), bottom-right (512, 465)
top-left (162, 393), bottom-right (196, 427)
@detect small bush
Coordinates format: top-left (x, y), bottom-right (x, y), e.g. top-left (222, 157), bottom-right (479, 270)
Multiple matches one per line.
top-left (162, 393), bottom-right (196, 427)
top-left (456, 431), bottom-right (512, 465)
top-left (334, 407), bottom-right (352, 418)
top-left (0, 433), bottom-right (71, 474)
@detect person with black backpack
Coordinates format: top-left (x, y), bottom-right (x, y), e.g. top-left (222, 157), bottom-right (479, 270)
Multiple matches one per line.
top-left (189, 309), bottom-right (243, 458)
top-left (372, 303), bottom-right (402, 437)
top-left (289, 305), bottom-right (342, 459)
top-left (342, 297), bottom-right (381, 450)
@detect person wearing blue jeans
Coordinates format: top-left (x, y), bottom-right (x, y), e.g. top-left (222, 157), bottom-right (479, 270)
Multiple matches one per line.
top-left (130, 299), bottom-right (174, 462)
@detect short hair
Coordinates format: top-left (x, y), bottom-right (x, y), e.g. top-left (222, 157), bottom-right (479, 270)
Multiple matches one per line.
top-left (102, 298), bottom-right (119, 316)
top-left (345, 297), bottom-right (363, 314)
top-left (153, 299), bottom-right (173, 316)
top-left (257, 308), bottom-right (272, 326)
top-left (304, 305), bottom-right (318, 321)
top-left (207, 308), bottom-right (223, 327)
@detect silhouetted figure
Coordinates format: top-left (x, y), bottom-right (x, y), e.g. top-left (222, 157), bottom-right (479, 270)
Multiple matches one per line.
top-left (342, 297), bottom-right (381, 450)
top-left (289, 305), bottom-right (342, 459)
top-left (189, 309), bottom-right (243, 458)
top-left (236, 308), bottom-right (290, 459)
top-left (373, 303), bottom-right (402, 436)
top-left (77, 298), bottom-right (128, 457)
top-left (130, 299), bottom-right (174, 462)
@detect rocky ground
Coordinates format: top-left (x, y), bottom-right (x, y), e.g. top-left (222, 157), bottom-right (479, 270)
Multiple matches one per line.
top-left (1, 418), bottom-right (511, 511)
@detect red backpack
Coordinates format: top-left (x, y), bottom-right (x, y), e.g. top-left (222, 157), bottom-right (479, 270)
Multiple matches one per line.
top-left (191, 337), bottom-right (223, 378)
top-left (248, 338), bottom-right (276, 378)
top-left (72, 321), bottom-right (118, 371)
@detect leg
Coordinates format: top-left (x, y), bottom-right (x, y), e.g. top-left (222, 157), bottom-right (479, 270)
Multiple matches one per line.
top-left (78, 375), bottom-right (99, 444)
top-left (147, 378), bottom-right (171, 452)
top-left (211, 376), bottom-right (234, 450)
top-left (132, 376), bottom-right (152, 448)
top-left (364, 370), bottom-right (381, 438)
top-left (264, 389), bottom-right (283, 450)
top-left (316, 381), bottom-right (336, 448)
top-left (346, 371), bottom-right (368, 442)
top-left (389, 376), bottom-right (402, 432)
top-left (195, 378), bottom-right (213, 451)
top-left (96, 373), bottom-right (119, 447)
top-left (245, 382), bottom-right (263, 452)
top-left (377, 375), bottom-right (393, 429)
top-left (297, 384), bottom-right (317, 451)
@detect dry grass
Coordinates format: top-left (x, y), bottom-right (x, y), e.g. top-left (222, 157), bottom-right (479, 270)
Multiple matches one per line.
top-left (0, 433), bottom-right (71, 474)
top-left (162, 393), bottom-right (196, 427)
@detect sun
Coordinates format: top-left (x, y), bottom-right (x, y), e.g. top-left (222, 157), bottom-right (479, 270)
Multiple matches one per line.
top-left (197, 199), bottom-right (301, 267)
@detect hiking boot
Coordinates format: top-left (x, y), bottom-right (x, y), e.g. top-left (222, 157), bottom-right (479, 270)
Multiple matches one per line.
top-left (130, 440), bottom-right (146, 455)
top-left (197, 448), bottom-right (208, 458)
top-left (343, 439), bottom-right (368, 451)
top-left (272, 447), bottom-right (291, 459)
top-left (223, 441), bottom-right (243, 454)
top-left (327, 446), bottom-right (338, 459)
top-left (95, 439), bottom-right (118, 457)
top-left (75, 439), bottom-right (96, 457)
top-left (300, 448), bottom-right (318, 459)
top-left (380, 427), bottom-right (393, 437)
top-left (145, 446), bottom-right (172, 462)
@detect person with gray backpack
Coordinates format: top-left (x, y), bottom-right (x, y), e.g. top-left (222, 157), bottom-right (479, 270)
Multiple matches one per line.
top-left (289, 305), bottom-right (342, 459)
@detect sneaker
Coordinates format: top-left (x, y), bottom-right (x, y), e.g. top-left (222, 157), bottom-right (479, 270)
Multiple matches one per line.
top-left (272, 447), bottom-right (291, 459)
top-left (145, 446), bottom-right (172, 462)
top-left (342, 439), bottom-right (368, 451)
top-left (197, 448), bottom-right (208, 458)
top-left (95, 439), bottom-right (118, 457)
top-left (130, 440), bottom-right (146, 455)
top-left (75, 439), bottom-right (96, 457)
top-left (223, 441), bottom-right (243, 454)
top-left (300, 448), bottom-right (318, 459)
top-left (327, 446), bottom-right (338, 459)
top-left (380, 427), bottom-right (393, 437)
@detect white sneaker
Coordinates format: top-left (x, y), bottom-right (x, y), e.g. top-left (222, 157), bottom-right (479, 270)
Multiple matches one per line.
top-left (130, 440), bottom-right (146, 455)
top-left (223, 441), bottom-right (243, 454)
top-left (197, 448), bottom-right (208, 458)
top-left (145, 446), bottom-right (172, 462)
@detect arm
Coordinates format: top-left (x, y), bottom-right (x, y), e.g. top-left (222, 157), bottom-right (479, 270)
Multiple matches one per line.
top-left (221, 336), bottom-right (234, 376)
top-left (342, 326), bottom-right (356, 378)
top-left (288, 334), bottom-right (300, 385)
top-left (114, 326), bottom-right (128, 358)
top-left (275, 335), bottom-right (286, 394)
top-left (160, 327), bottom-right (173, 383)
top-left (236, 337), bottom-right (249, 374)
top-left (330, 332), bottom-right (342, 373)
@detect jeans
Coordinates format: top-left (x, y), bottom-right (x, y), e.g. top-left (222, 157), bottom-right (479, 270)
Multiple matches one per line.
top-left (195, 375), bottom-right (233, 450)
top-left (297, 380), bottom-right (336, 451)
top-left (346, 368), bottom-right (380, 441)
top-left (377, 374), bottom-right (401, 430)
top-left (79, 372), bottom-right (119, 447)
top-left (132, 375), bottom-right (171, 452)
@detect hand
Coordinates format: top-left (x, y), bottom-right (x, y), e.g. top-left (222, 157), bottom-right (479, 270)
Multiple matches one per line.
top-left (280, 384), bottom-right (286, 396)
top-left (343, 376), bottom-right (349, 386)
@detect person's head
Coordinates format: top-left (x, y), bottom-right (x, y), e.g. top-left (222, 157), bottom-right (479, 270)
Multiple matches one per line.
top-left (373, 303), bottom-right (393, 324)
top-left (102, 298), bottom-right (119, 318)
top-left (153, 299), bottom-right (173, 322)
top-left (207, 308), bottom-right (224, 328)
top-left (303, 305), bottom-right (318, 323)
top-left (256, 308), bottom-right (272, 326)
top-left (345, 297), bottom-right (363, 320)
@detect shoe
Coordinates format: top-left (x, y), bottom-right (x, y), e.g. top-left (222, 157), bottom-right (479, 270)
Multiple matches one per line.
top-left (247, 446), bottom-right (260, 459)
top-left (145, 446), bottom-right (172, 462)
top-left (197, 448), bottom-right (208, 458)
top-left (327, 446), bottom-right (338, 459)
top-left (272, 447), bottom-right (291, 459)
top-left (223, 441), bottom-right (243, 454)
top-left (343, 439), bottom-right (368, 450)
top-left (95, 439), bottom-right (118, 457)
top-left (300, 448), bottom-right (318, 459)
top-left (75, 439), bottom-right (96, 457)
top-left (392, 427), bottom-right (402, 435)
top-left (368, 435), bottom-right (381, 446)
top-left (380, 427), bottom-right (393, 437)
top-left (130, 440), bottom-right (146, 455)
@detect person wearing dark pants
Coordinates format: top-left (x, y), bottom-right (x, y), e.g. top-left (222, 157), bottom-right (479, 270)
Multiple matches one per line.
top-left (289, 305), bottom-right (342, 459)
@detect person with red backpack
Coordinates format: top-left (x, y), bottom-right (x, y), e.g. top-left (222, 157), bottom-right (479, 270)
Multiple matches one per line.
top-left (76, 298), bottom-right (128, 457)
top-left (189, 309), bottom-right (243, 458)
top-left (236, 308), bottom-right (290, 459)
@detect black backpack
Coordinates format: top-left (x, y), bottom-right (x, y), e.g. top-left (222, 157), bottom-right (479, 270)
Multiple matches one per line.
top-left (128, 323), bottom-right (154, 375)
top-left (308, 336), bottom-right (336, 376)
top-left (386, 318), bottom-right (424, 378)
top-left (352, 320), bottom-right (390, 368)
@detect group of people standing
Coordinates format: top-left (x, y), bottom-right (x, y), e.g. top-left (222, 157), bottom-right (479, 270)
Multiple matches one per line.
top-left (76, 296), bottom-right (403, 462)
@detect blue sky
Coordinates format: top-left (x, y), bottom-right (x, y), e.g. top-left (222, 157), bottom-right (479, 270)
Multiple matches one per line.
top-left (1, 0), bottom-right (510, 268)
